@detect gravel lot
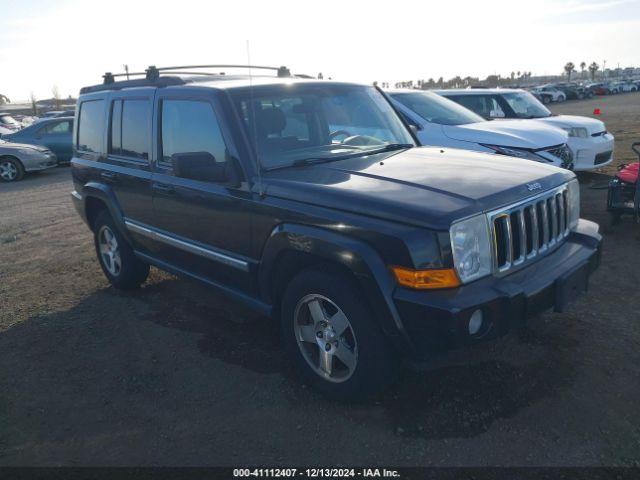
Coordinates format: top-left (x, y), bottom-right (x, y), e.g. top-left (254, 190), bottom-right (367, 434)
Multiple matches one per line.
top-left (1, 93), bottom-right (639, 467)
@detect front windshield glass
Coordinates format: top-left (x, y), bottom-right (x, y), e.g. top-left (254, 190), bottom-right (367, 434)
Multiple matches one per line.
top-left (232, 84), bottom-right (415, 170)
top-left (0, 115), bottom-right (20, 126)
top-left (391, 91), bottom-right (484, 126)
top-left (500, 91), bottom-right (551, 118)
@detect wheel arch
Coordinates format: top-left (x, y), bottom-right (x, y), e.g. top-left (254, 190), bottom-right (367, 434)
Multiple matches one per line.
top-left (259, 223), bottom-right (414, 355)
top-left (81, 182), bottom-right (133, 243)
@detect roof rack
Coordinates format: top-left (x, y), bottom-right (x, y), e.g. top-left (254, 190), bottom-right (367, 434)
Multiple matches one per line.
top-left (103, 64), bottom-right (291, 84)
top-left (80, 64), bottom-right (293, 94)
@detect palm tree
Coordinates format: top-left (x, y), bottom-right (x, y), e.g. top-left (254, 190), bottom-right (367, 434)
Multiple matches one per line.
top-left (564, 62), bottom-right (575, 81)
top-left (588, 62), bottom-right (599, 81)
top-left (0, 94), bottom-right (9, 105)
top-left (580, 62), bottom-right (586, 79)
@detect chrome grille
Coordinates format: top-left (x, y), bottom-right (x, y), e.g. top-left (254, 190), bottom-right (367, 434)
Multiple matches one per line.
top-left (489, 185), bottom-right (570, 274)
top-left (543, 144), bottom-right (573, 168)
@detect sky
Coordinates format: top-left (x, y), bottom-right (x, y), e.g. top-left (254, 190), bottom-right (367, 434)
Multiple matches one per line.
top-left (1, 0), bottom-right (639, 101)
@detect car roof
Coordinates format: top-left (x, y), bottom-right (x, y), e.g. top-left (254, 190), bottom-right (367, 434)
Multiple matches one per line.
top-left (79, 74), bottom-right (364, 96)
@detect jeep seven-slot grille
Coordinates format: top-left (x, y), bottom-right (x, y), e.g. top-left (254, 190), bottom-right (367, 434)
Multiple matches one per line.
top-left (489, 186), bottom-right (570, 274)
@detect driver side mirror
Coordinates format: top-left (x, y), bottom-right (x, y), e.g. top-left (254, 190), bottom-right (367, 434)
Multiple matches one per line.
top-left (489, 109), bottom-right (505, 119)
top-left (172, 152), bottom-right (240, 186)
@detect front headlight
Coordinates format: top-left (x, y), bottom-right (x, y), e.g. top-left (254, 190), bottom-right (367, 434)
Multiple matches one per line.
top-left (567, 179), bottom-right (580, 230)
top-left (482, 144), bottom-right (542, 162)
top-left (450, 214), bottom-right (492, 284)
top-left (562, 127), bottom-right (589, 138)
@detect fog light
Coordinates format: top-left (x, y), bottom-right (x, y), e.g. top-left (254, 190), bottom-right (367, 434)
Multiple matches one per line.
top-left (468, 309), bottom-right (484, 335)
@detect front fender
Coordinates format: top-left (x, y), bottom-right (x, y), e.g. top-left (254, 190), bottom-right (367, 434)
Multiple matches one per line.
top-left (259, 223), bottom-right (415, 355)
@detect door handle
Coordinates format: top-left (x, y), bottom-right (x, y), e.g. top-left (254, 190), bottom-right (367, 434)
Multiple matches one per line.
top-left (100, 171), bottom-right (119, 183)
top-left (152, 183), bottom-right (175, 194)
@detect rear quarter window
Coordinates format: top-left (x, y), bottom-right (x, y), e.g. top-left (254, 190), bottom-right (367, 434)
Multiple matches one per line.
top-left (77, 99), bottom-right (105, 154)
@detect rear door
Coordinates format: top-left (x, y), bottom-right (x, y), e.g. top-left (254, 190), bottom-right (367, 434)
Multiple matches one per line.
top-left (149, 90), bottom-right (253, 291)
top-left (35, 119), bottom-right (73, 161)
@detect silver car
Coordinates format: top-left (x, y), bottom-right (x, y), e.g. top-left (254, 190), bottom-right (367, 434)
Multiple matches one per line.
top-left (0, 140), bottom-right (57, 182)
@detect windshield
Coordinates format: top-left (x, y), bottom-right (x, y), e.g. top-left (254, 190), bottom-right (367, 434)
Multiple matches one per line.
top-left (500, 91), bottom-right (551, 118)
top-left (232, 84), bottom-right (414, 170)
top-left (0, 115), bottom-right (20, 126)
top-left (391, 91), bottom-right (484, 126)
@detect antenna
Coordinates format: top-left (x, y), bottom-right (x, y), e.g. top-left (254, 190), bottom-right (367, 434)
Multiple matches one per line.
top-left (247, 40), bottom-right (263, 196)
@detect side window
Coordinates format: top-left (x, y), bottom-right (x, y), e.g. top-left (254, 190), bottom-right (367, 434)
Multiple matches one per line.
top-left (77, 100), bottom-right (105, 153)
top-left (161, 100), bottom-right (229, 178)
top-left (40, 120), bottom-right (72, 135)
top-left (109, 99), bottom-right (150, 160)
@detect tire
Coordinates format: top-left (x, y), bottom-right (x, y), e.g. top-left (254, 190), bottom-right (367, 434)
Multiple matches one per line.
top-left (0, 156), bottom-right (25, 182)
top-left (542, 96), bottom-right (551, 105)
top-left (93, 210), bottom-right (149, 289)
top-left (281, 266), bottom-right (399, 400)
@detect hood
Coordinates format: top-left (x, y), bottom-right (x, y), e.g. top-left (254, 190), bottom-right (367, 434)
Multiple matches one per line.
top-left (534, 115), bottom-right (606, 135)
top-left (263, 147), bottom-right (573, 230)
top-left (0, 141), bottom-right (49, 153)
top-left (441, 119), bottom-right (568, 149)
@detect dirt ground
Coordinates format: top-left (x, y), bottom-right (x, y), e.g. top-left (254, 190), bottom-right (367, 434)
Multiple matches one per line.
top-left (1, 93), bottom-right (639, 467)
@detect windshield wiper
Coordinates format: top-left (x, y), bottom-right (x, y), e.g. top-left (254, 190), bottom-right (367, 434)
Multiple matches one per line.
top-left (266, 153), bottom-right (362, 171)
top-left (369, 143), bottom-right (414, 154)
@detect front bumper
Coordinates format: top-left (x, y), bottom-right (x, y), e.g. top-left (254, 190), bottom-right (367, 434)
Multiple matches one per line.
top-left (22, 152), bottom-right (58, 172)
top-left (393, 219), bottom-right (602, 360)
top-left (570, 133), bottom-right (615, 171)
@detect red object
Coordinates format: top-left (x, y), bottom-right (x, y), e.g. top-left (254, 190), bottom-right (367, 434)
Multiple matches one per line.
top-left (593, 108), bottom-right (601, 115)
top-left (616, 162), bottom-right (639, 184)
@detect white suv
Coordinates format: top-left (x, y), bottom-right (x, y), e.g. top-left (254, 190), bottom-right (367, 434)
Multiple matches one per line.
top-left (438, 88), bottom-right (614, 171)
top-left (387, 90), bottom-right (573, 169)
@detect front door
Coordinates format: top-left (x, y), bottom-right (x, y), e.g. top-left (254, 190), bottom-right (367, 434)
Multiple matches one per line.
top-left (150, 92), bottom-right (253, 291)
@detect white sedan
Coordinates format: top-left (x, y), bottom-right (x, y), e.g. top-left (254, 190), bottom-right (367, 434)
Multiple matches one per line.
top-left (387, 90), bottom-right (573, 169)
top-left (438, 88), bottom-right (614, 171)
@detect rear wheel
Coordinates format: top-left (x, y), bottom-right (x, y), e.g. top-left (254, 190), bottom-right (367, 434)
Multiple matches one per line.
top-left (281, 267), bottom-right (399, 400)
top-left (93, 210), bottom-right (149, 289)
top-left (0, 157), bottom-right (24, 182)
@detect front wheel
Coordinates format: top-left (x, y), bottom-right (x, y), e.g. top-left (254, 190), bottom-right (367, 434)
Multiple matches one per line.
top-left (0, 157), bottom-right (24, 182)
top-left (281, 267), bottom-right (399, 400)
top-left (93, 210), bottom-right (149, 289)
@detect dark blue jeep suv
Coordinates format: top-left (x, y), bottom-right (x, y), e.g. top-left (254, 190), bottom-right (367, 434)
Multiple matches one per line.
top-left (70, 65), bottom-right (601, 399)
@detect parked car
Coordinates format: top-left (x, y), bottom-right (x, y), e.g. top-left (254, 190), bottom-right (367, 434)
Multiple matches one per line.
top-left (607, 82), bottom-right (623, 94)
top-left (531, 85), bottom-right (566, 103)
top-left (618, 81), bottom-right (638, 92)
top-left (585, 83), bottom-right (609, 95)
top-left (0, 114), bottom-right (22, 132)
top-left (3, 117), bottom-right (74, 164)
top-left (0, 139), bottom-right (57, 182)
top-left (70, 66), bottom-right (602, 399)
top-left (438, 89), bottom-right (614, 171)
top-left (39, 109), bottom-right (76, 119)
top-left (11, 114), bottom-right (38, 127)
top-left (387, 90), bottom-right (573, 169)
top-left (554, 83), bottom-right (591, 100)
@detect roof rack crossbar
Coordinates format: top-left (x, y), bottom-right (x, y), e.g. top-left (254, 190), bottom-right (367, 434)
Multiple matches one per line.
top-left (102, 64), bottom-right (291, 84)
top-left (149, 64), bottom-right (291, 77)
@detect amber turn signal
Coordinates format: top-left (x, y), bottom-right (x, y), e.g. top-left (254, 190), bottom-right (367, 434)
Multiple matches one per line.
top-left (391, 266), bottom-right (460, 290)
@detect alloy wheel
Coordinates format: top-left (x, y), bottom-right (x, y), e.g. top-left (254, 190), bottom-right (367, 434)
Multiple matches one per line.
top-left (98, 225), bottom-right (122, 276)
top-left (293, 294), bottom-right (358, 383)
top-left (0, 161), bottom-right (18, 181)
